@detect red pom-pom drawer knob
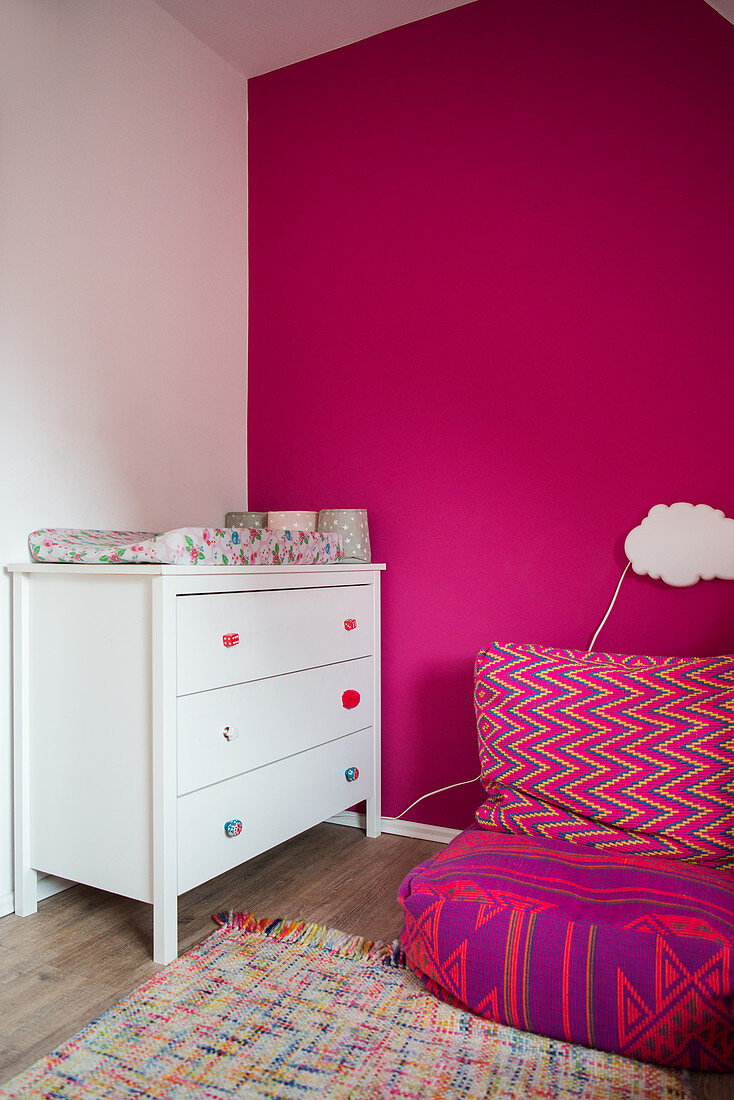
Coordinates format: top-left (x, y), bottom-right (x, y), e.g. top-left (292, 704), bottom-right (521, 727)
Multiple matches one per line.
top-left (341, 689), bottom-right (361, 710)
top-left (344, 619), bottom-right (357, 631)
top-left (224, 819), bottom-right (243, 838)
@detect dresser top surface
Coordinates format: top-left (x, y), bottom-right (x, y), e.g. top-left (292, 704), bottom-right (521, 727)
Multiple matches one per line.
top-left (7, 562), bottom-right (385, 575)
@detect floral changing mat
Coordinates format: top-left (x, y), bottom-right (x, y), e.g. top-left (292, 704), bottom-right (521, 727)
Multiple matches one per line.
top-left (28, 528), bottom-right (345, 566)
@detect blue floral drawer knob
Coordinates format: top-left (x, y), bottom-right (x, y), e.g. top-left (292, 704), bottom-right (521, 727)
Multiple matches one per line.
top-left (224, 819), bottom-right (243, 837)
top-left (345, 767), bottom-right (359, 783)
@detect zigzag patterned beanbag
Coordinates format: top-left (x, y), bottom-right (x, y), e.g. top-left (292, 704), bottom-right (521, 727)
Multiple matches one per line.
top-left (475, 642), bottom-right (734, 868)
top-left (399, 826), bottom-right (734, 1069)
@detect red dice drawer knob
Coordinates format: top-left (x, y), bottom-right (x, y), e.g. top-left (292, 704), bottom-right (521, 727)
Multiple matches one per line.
top-left (344, 619), bottom-right (357, 631)
top-left (341, 689), bottom-right (361, 710)
top-left (223, 633), bottom-right (239, 648)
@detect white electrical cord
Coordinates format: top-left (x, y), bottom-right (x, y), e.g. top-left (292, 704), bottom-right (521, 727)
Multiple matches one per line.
top-left (587, 561), bottom-right (631, 652)
top-left (393, 772), bottom-right (483, 820)
top-left (393, 564), bottom-right (632, 820)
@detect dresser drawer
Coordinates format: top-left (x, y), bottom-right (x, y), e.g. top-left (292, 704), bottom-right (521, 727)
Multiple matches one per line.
top-left (176, 584), bottom-right (374, 695)
top-left (177, 727), bottom-right (375, 894)
top-left (177, 657), bottom-right (374, 795)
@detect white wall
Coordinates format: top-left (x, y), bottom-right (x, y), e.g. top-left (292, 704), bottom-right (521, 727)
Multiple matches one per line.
top-left (0, 0), bottom-right (247, 913)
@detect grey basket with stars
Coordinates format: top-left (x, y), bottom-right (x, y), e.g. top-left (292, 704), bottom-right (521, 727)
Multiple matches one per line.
top-left (317, 508), bottom-right (371, 563)
top-left (225, 511), bottom-right (268, 529)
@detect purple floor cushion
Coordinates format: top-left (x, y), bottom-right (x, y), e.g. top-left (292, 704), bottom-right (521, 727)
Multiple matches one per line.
top-left (399, 826), bottom-right (734, 1070)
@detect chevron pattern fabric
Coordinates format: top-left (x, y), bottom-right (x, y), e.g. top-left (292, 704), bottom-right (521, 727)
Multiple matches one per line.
top-left (399, 826), bottom-right (734, 1069)
top-left (474, 643), bottom-right (734, 868)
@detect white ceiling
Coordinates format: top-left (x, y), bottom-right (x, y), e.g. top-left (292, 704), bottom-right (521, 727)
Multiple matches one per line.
top-left (154, 0), bottom-right (478, 78)
top-left (704, 0), bottom-right (734, 24)
top-left (154, 0), bottom-right (734, 81)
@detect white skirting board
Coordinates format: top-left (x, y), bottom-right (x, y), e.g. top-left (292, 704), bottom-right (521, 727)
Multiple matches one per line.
top-left (0, 873), bottom-right (73, 919)
top-left (329, 811), bottom-right (460, 846)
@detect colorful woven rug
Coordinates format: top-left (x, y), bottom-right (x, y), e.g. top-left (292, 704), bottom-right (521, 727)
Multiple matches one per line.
top-left (1, 914), bottom-right (694, 1099)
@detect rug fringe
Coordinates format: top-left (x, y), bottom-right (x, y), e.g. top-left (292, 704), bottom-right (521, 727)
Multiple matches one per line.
top-left (213, 911), bottom-right (406, 967)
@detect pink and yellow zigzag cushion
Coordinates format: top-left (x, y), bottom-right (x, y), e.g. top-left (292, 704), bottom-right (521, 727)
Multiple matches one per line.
top-left (475, 642), bottom-right (734, 868)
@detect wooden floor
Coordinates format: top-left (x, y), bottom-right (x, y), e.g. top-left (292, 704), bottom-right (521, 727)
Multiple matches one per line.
top-left (1, 822), bottom-right (731, 1099)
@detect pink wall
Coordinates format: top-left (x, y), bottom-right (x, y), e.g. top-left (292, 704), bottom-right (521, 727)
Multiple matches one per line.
top-left (247, 0), bottom-right (734, 829)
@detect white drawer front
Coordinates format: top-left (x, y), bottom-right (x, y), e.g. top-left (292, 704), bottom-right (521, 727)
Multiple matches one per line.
top-left (177, 657), bottom-right (374, 795)
top-left (176, 585), bottom-right (374, 695)
top-left (177, 727), bottom-right (375, 894)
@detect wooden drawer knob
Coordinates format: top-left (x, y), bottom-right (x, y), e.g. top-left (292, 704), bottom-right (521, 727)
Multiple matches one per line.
top-left (224, 819), bottom-right (243, 837)
top-left (341, 689), bottom-right (361, 709)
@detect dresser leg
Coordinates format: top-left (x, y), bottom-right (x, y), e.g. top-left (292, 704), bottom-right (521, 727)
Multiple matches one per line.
top-left (153, 898), bottom-right (178, 965)
top-left (13, 571), bottom-right (38, 917)
top-left (365, 795), bottom-right (381, 838)
top-left (14, 866), bottom-right (38, 917)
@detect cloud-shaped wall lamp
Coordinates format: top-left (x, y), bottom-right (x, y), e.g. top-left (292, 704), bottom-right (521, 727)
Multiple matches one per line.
top-left (624, 503), bottom-right (734, 588)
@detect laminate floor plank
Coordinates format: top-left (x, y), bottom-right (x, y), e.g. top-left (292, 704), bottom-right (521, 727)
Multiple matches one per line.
top-left (0, 824), bottom-right (437, 1085)
top-left (0, 824), bottom-right (731, 1099)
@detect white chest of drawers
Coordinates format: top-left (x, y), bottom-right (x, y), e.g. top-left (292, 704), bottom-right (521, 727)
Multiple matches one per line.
top-left (9, 563), bottom-right (383, 963)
